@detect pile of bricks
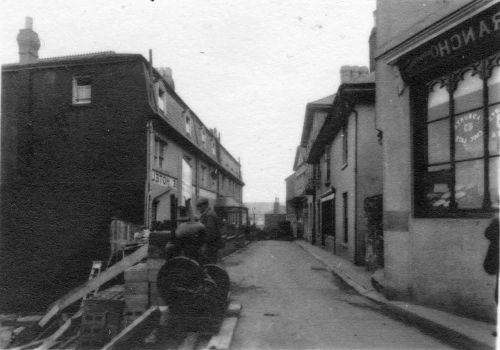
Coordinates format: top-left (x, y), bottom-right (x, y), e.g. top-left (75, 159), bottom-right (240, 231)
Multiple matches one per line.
top-left (123, 263), bottom-right (149, 326)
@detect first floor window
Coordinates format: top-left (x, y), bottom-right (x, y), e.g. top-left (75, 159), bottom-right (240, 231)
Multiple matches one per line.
top-left (415, 51), bottom-right (499, 216)
top-left (72, 76), bottom-right (91, 104)
top-left (154, 138), bottom-right (167, 169)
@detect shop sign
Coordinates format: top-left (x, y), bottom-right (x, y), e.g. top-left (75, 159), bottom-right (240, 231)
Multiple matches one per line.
top-left (151, 170), bottom-right (177, 189)
top-left (400, 4), bottom-right (500, 77)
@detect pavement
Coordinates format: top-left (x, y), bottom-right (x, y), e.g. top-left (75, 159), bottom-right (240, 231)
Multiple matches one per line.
top-left (295, 239), bottom-right (498, 350)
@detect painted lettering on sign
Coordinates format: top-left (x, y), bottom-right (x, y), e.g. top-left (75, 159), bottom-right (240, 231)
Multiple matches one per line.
top-left (403, 5), bottom-right (500, 74)
top-left (455, 111), bottom-right (483, 155)
top-left (151, 170), bottom-right (177, 189)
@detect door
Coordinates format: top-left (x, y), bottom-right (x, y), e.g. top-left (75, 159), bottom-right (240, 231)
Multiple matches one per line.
top-left (321, 199), bottom-right (335, 246)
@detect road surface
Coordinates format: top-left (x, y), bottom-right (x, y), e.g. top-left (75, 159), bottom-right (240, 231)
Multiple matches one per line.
top-left (224, 240), bottom-right (454, 350)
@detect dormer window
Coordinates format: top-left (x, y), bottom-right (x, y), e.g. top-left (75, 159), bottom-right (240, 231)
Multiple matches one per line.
top-left (157, 83), bottom-right (167, 114)
top-left (185, 114), bottom-right (192, 136)
top-left (211, 139), bottom-right (216, 155)
top-left (72, 76), bottom-right (91, 104)
top-left (200, 128), bottom-right (207, 146)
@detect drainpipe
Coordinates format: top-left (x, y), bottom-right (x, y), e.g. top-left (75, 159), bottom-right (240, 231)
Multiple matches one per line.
top-left (350, 104), bottom-right (360, 265)
top-left (145, 120), bottom-right (154, 228)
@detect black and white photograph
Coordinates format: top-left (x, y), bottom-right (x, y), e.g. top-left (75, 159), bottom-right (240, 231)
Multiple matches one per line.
top-left (0, 0), bottom-right (498, 349)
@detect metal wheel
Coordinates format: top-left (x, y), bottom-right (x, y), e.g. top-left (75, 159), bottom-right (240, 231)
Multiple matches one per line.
top-left (157, 256), bottom-right (203, 306)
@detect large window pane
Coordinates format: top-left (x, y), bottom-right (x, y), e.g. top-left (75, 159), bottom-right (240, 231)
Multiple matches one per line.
top-left (428, 119), bottom-right (450, 164)
top-left (488, 65), bottom-right (500, 104)
top-left (490, 157), bottom-right (499, 208)
top-left (454, 69), bottom-right (483, 114)
top-left (425, 164), bottom-right (451, 209)
top-left (428, 82), bottom-right (449, 121)
top-left (489, 105), bottom-right (500, 155)
top-left (455, 159), bottom-right (484, 209)
top-left (454, 109), bottom-right (484, 161)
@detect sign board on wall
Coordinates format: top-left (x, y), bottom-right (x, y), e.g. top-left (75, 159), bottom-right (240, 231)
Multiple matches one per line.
top-left (151, 170), bottom-right (177, 190)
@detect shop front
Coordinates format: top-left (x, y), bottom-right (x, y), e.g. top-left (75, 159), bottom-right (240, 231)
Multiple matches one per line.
top-left (377, 1), bottom-right (499, 321)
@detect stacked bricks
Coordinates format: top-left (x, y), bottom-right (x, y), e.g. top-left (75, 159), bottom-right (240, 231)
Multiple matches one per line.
top-left (123, 262), bottom-right (149, 326)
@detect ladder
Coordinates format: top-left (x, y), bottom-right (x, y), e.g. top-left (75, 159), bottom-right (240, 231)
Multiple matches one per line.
top-left (81, 261), bottom-right (103, 306)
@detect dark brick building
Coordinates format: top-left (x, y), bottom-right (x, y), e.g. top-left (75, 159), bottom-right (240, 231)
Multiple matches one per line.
top-left (1, 19), bottom-right (245, 311)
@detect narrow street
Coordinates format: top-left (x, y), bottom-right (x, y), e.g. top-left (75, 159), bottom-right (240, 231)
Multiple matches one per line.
top-left (224, 241), bottom-right (453, 350)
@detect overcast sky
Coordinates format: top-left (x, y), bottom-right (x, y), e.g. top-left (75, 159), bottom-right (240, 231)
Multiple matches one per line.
top-left (1, 0), bottom-right (375, 203)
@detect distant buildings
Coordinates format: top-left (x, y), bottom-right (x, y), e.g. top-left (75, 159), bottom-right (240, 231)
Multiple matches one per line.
top-left (1, 18), bottom-right (245, 311)
top-left (287, 0), bottom-right (499, 323)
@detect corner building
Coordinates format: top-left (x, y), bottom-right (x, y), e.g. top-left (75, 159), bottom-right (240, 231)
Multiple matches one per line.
top-left (1, 19), bottom-right (244, 311)
top-left (375, 0), bottom-right (499, 322)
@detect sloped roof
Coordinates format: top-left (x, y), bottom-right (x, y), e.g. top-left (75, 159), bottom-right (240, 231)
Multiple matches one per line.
top-left (309, 94), bottom-right (335, 105)
top-left (293, 146), bottom-right (307, 171)
top-left (299, 94), bottom-right (335, 147)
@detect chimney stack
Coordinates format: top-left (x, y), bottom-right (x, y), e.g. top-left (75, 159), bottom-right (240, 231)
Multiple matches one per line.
top-left (17, 17), bottom-right (40, 64)
top-left (158, 67), bottom-right (175, 90)
top-left (340, 65), bottom-right (370, 84)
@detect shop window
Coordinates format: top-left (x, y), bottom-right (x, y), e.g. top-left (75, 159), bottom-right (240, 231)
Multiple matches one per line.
top-left (154, 138), bottom-right (167, 169)
top-left (415, 53), bottom-right (500, 216)
top-left (72, 76), bottom-right (91, 104)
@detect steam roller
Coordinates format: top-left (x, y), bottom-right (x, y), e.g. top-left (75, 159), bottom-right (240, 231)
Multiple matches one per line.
top-left (156, 221), bottom-right (230, 332)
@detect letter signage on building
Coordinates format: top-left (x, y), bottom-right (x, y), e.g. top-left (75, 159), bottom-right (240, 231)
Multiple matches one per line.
top-left (151, 170), bottom-right (177, 190)
top-left (398, 4), bottom-right (500, 82)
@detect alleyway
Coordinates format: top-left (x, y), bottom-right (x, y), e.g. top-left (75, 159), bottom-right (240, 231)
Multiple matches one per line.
top-left (224, 241), bottom-right (453, 350)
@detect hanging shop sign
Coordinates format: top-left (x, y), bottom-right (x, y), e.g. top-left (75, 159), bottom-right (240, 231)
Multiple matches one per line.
top-left (151, 170), bottom-right (177, 189)
top-left (398, 3), bottom-right (500, 81)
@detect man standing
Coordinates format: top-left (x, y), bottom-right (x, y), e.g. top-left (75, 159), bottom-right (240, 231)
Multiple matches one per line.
top-left (196, 197), bottom-right (222, 264)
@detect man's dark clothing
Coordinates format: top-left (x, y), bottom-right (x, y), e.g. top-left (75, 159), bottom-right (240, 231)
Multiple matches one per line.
top-left (199, 207), bottom-right (222, 263)
top-left (484, 217), bottom-right (499, 304)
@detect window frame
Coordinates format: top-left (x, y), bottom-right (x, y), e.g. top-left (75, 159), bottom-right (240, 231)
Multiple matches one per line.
top-left (72, 76), bottom-right (92, 105)
top-left (153, 138), bottom-right (168, 170)
top-left (413, 52), bottom-right (500, 218)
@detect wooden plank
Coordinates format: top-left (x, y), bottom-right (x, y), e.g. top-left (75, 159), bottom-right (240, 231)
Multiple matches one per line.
top-left (9, 339), bottom-right (45, 350)
top-left (204, 317), bottom-right (238, 350)
top-left (39, 245), bottom-right (148, 327)
top-left (34, 309), bottom-right (83, 350)
top-left (178, 332), bottom-right (199, 350)
top-left (100, 306), bottom-right (160, 350)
